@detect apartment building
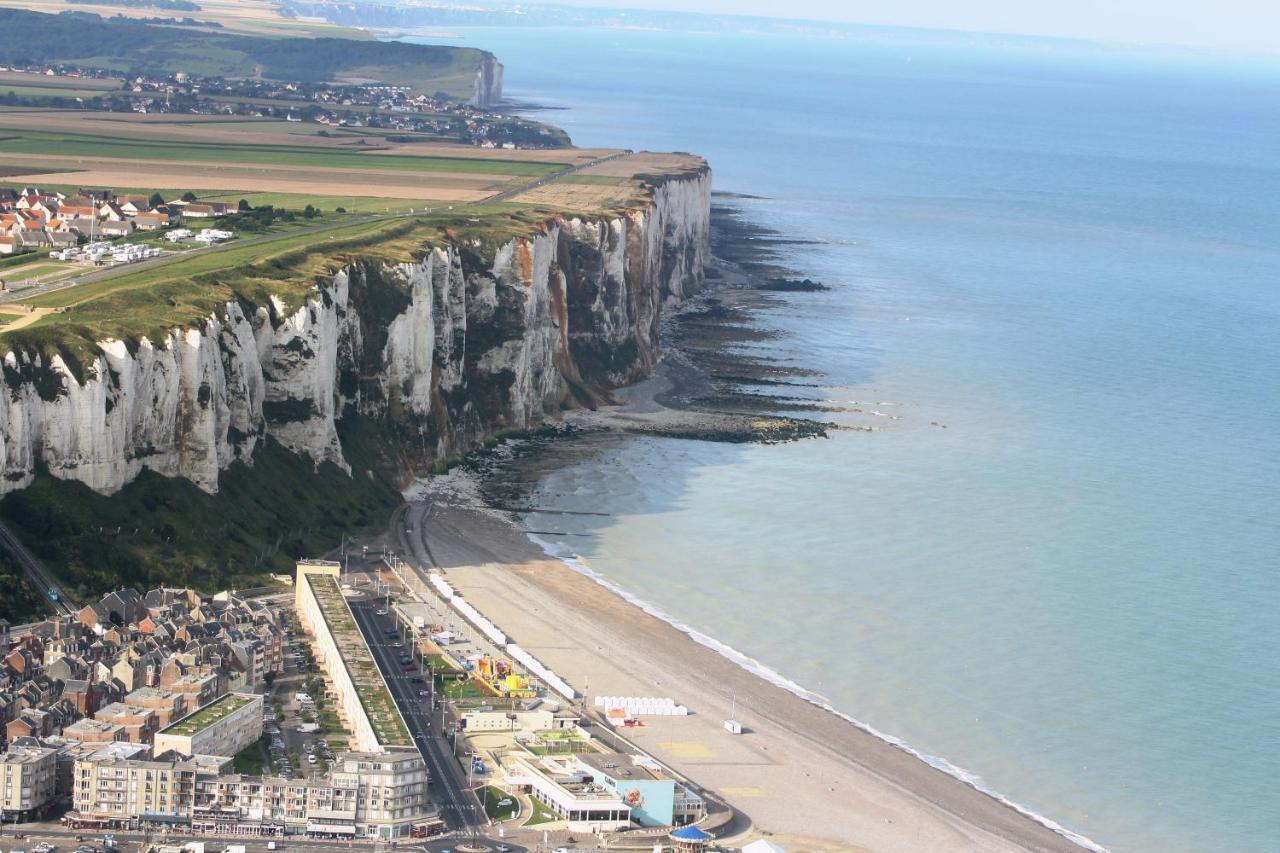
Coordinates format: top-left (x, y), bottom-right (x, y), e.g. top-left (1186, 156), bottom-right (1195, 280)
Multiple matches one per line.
top-left (153, 693), bottom-right (263, 759)
top-left (294, 561), bottom-right (413, 754)
top-left (0, 741), bottom-right (57, 821)
top-left (70, 746), bottom-right (228, 829)
top-left (71, 748), bottom-right (429, 838)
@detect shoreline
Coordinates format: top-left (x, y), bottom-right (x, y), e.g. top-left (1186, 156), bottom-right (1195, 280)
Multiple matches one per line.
top-left (413, 471), bottom-right (1098, 852)
top-left (414, 203), bottom-right (1102, 850)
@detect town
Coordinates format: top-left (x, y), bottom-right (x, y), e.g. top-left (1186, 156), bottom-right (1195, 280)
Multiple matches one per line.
top-left (0, 63), bottom-right (564, 150)
top-left (0, 186), bottom-right (234, 263)
top-left (0, 553), bottom-right (775, 853)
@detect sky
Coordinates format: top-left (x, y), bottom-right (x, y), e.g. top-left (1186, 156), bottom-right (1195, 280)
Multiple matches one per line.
top-left (551, 0), bottom-right (1280, 55)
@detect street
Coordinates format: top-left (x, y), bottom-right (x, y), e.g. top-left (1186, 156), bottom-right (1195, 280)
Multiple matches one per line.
top-left (343, 576), bottom-right (483, 834)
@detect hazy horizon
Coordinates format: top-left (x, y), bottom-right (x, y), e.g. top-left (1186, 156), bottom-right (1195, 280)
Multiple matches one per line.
top-left (542, 0), bottom-right (1279, 56)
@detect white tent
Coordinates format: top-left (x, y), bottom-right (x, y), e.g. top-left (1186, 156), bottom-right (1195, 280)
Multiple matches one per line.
top-left (743, 841), bottom-right (787, 853)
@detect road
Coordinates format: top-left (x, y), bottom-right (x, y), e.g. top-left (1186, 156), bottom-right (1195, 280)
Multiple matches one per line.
top-left (0, 824), bottom-right (526, 853)
top-left (345, 584), bottom-right (484, 835)
top-left (0, 150), bottom-right (631, 306)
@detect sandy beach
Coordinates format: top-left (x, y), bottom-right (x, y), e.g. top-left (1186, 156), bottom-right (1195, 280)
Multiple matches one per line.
top-left (408, 473), bottom-right (1088, 852)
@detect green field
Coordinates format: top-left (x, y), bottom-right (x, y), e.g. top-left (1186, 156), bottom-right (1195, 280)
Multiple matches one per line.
top-left (0, 9), bottom-right (491, 100)
top-left (0, 85), bottom-right (113, 99)
top-left (1, 131), bottom-right (566, 176)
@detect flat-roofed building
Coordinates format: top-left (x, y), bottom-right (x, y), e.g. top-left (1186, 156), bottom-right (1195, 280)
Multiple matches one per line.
top-left (460, 706), bottom-right (579, 735)
top-left (153, 692), bottom-right (262, 759)
top-left (294, 562), bottom-right (414, 754)
top-left (0, 741), bottom-right (57, 821)
top-left (498, 749), bottom-right (705, 832)
top-left (125, 687), bottom-right (189, 728)
top-left (69, 747), bottom-right (228, 830)
top-left (63, 718), bottom-right (126, 744)
top-left (93, 702), bottom-right (160, 744)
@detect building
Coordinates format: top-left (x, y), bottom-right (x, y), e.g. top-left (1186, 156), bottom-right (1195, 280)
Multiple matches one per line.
top-left (153, 692), bottom-right (263, 759)
top-left (294, 561), bottom-right (414, 754)
top-left (191, 751), bottom-right (429, 839)
top-left (62, 718), bottom-right (126, 744)
top-left (499, 749), bottom-right (704, 832)
top-left (500, 751), bottom-right (631, 833)
top-left (577, 751), bottom-right (704, 828)
top-left (70, 747), bottom-right (429, 839)
top-left (93, 701), bottom-right (160, 744)
top-left (69, 746), bottom-right (228, 830)
top-left (459, 705), bottom-right (580, 735)
top-left (0, 741), bottom-right (57, 821)
top-left (125, 687), bottom-right (189, 728)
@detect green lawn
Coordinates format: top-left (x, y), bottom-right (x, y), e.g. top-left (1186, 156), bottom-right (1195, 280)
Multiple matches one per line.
top-left (232, 734), bottom-right (270, 775)
top-left (1, 130), bottom-right (566, 176)
top-left (479, 785), bottom-right (521, 822)
top-left (525, 796), bottom-right (559, 827)
top-left (442, 677), bottom-right (484, 700)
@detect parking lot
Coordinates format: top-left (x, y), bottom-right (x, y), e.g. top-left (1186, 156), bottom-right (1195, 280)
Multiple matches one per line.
top-left (260, 617), bottom-right (348, 781)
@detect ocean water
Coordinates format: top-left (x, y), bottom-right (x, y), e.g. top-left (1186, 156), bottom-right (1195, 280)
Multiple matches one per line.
top-left (409, 28), bottom-right (1280, 852)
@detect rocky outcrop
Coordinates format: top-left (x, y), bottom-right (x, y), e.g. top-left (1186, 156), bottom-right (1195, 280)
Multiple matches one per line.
top-left (0, 167), bottom-right (710, 496)
top-left (469, 54), bottom-right (503, 108)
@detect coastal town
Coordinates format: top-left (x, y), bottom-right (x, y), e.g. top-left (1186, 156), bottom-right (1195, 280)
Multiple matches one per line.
top-left (0, 550), bottom-right (768, 853)
top-left (0, 63), bottom-right (562, 150)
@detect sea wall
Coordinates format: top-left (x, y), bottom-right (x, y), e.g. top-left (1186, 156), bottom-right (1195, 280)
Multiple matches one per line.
top-left (0, 168), bottom-right (711, 496)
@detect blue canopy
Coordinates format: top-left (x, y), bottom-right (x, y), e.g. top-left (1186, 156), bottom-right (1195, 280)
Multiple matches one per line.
top-left (670, 825), bottom-right (713, 841)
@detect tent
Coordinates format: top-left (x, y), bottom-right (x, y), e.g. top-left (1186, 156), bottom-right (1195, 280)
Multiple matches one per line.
top-left (743, 841), bottom-right (787, 853)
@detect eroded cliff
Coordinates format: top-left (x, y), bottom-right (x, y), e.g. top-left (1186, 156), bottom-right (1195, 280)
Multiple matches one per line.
top-left (0, 168), bottom-right (711, 497)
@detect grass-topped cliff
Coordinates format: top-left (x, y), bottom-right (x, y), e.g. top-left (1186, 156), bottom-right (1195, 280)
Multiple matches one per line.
top-left (0, 152), bottom-right (710, 622)
top-left (2, 207), bottom-right (560, 383)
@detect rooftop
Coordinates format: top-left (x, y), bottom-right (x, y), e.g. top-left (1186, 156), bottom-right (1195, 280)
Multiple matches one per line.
top-left (578, 750), bottom-right (669, 783)
top-left (161, 692), bottom-right (256, 738)
top-left (305, 573), bottom-right (412, 748)
top-left (0, 743), bottom-right (55, 764)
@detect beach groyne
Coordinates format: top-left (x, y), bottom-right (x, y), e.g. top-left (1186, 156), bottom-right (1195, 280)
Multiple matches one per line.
top-left (0, 167), bottom-right (711, 495)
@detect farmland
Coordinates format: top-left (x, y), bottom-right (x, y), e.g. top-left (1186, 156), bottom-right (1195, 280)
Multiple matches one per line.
top-left (0, 113), bottom-right (615, 206)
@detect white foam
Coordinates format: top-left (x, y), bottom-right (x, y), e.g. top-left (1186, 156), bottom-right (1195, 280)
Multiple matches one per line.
top-left (525, 531), bottom-right (1109, 853)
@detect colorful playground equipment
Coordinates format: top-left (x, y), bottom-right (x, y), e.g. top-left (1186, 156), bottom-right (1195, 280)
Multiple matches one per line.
top-left (471, 655), bottom-right (539, 699)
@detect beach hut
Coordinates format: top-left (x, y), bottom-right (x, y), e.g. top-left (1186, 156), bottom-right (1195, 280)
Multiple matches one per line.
top-left (669, 824), bottom-right (713, 852)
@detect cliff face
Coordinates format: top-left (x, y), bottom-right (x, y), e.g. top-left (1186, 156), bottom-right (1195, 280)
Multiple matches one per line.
top-left (469, 54), bottom-right (503, 108)
top-left (0, 169), bottom-right (710, 496)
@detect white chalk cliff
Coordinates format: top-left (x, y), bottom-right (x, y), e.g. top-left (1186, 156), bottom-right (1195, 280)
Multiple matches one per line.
top-left (0, 168), bottom-right (711, 496)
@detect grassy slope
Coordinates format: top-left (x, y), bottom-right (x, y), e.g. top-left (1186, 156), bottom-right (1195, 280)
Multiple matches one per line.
top-left (0, 418), bottom-right (405, 607)
top-left (0, 8), bottom-right (487, 99)
top-left (0, 546), bottom-right (47, 623)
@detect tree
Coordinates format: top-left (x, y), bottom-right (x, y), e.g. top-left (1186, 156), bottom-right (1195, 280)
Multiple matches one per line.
top-left (181, 191), bottom-right (197, 202)
top-left (148, 192), bottom-right (165, 208)
top-left (238, 198), bottom-right (252, 212)
top-left (303, 205), bottom-right (318, 219)
top-left (334, 207), bottom-right (346, 214)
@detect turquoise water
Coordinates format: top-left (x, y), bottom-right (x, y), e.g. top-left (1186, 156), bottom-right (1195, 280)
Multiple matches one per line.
top-left (413, 28), bottom-right (1280, 851)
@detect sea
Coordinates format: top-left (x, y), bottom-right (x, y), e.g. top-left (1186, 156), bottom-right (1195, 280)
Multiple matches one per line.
top-left (406, 26), bottom-right (1280, 852)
